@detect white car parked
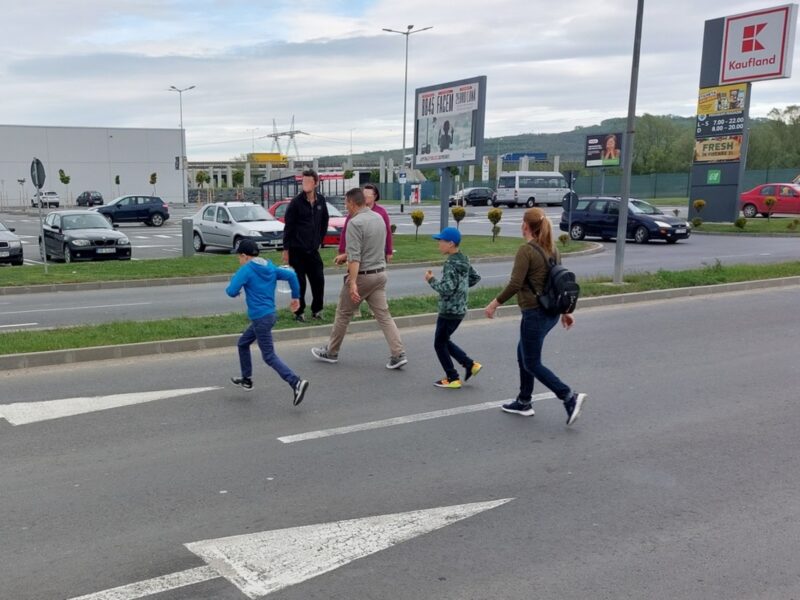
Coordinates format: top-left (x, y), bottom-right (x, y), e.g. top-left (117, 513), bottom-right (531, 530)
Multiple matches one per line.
top-left (191, 202), bottom-right (284, 252)
top-left (31, 191), bottom-right (61, 208)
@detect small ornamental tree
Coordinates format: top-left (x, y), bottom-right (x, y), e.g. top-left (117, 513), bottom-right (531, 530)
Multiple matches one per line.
top-left (559, 233), bottom-right (570, 247)
top-left (487, 207), bottom-right (503, 242)
top-left (114, 174), bottom-right (121, 196)
top-left (410, 209), bottom-right (425, 240)
top-left (58, 169), bottom-right (71, 204)
top-left (734, 217), bottom-right (747, 230)
top-left (764, 196), bottom-right (777, 225)
top-left (196, 170), bottom-right (210, 188)
top-left (149, 172), bottom-right (158, 195)
top-left (693, 199), bottom-right (706, 214)
top-left (343, 169), bottom-right (355, 180)
top-left (451, 206), bottom-right (466, 229)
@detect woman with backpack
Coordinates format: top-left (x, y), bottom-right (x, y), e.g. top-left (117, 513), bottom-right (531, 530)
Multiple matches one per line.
top-left (484, 208), bottom-right (587, 425)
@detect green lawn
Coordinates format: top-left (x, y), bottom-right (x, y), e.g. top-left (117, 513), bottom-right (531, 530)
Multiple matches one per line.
top-left (695, 217), bottom-right (800, 235)
top-left (0, 236), bottom-right (589, 287)
top-left (3, 260), bottom-right (799, 355)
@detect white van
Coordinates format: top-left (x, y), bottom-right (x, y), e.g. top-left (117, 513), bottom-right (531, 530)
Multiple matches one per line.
top-left (495, 171), bottom-right (572, 208)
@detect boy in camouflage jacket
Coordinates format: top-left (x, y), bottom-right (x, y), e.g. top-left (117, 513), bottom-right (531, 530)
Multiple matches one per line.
top-left (424, 227), bottom-right (482, 389)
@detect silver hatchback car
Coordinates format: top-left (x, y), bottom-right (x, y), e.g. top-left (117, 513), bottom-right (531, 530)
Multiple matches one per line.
top-left (192, 202), bottom-right (284, 252)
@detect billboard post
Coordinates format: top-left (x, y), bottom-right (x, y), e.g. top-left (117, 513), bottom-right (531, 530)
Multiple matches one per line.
top-left (413, 75), bottom-right (487, 230)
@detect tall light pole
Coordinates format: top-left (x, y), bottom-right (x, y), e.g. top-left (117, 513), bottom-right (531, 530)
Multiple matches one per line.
top-left (383, 24), bottom-right (432, 213)
top-left (169, 85), bottom-right (195, 207)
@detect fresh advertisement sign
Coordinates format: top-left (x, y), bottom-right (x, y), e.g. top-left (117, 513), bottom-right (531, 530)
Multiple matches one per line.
top-left (720, 3), bottom-right (797, 83)
top-left (693, 135), bottom-right (743, 163)
top-left (414, 76), bottom-right (486, 168)
top-left (585, 133), bottom-right (622, 167)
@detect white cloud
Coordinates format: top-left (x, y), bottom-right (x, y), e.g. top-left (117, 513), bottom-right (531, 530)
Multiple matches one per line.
top-left (0, 0), bottom-right (797, 160)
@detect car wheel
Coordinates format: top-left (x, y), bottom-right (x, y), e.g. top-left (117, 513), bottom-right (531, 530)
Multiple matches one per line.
top-left (12, 257), bottom-right (23, 266)
top-left (570, 223), bottom-right (586, 240)
top-left (232, 236), bottom-right (243, 253)
top-left (742, 204), bottom-right (757, 218)
top-left (63, 245), bottom-right (72, 263)
top-left (634, 226), bottom-right (650, 244)
top-left (492, 201), bottom-right (500, 207)
top-left (601, 236), bottom-right (612, 241)
top-left (150, 213), bottom-right (164, 227)
top-left (193, 232), bottom-right (206, 252)
top-left (760, 212), bottom-right (770, 218)
top-left (526, 198), bottom-right (535, 208)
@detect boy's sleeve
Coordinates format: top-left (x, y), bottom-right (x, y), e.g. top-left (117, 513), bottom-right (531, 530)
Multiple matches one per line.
top-left (225, 266), bottom-right (248, 298)
top-left (428, 260), bottom-right (457, 296)
top-left (468, 264), bottom-right (481, 287)
top-left (276, 266), bottom-right (301, 298)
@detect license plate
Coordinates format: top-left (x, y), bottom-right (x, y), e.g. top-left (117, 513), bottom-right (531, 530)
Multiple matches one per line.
top-left (675, 228), bottom-right (686, 234)
top-left (0, 251), bottom-right (9, 258)
top-left (96, 247), bottom-right (116, 254)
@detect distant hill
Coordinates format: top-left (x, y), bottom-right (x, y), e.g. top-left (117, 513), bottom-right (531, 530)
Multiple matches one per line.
top-left (318, 115), bottom-right (697, 166)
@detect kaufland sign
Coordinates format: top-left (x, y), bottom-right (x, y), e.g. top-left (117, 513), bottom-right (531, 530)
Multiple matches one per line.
top-left (720, 3), bottom-right (798, 83)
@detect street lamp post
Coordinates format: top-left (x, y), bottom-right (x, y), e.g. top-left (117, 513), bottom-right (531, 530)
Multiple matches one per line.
top-left (383, 24), bottom-right (432, 213)
top-left (169, 85), bottom-right (195, 207)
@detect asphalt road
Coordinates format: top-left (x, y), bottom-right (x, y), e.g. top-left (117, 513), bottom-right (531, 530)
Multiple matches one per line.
top-left (2, 287), bottom-right (799, 599)
top-left (1, 231), bottom-right (800, 330)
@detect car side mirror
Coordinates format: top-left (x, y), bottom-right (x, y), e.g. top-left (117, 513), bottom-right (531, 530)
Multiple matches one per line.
top-left (9, 228), bottom-right (15, 232)
top-left (113, 223), bottom-right (119, 229)
top-left (53, 226), bottom-right (61, 232)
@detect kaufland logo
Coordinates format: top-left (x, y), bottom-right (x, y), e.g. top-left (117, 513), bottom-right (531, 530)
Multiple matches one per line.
top-left (720, 4), bottom-right (796, 84)
top-left (741, 23), bottom-right (767, 52)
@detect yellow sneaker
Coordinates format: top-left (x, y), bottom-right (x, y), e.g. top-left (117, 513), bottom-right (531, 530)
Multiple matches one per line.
top-left (433, 378), bottom-right (462, 389)
top-left (464, 362), bottom-right (482, 382)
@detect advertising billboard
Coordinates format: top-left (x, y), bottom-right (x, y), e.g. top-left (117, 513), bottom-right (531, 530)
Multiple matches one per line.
top-left (414, 76), bottom-right (487, 168)
top-left (693, 135), bottom-right (743, 163)
top-left (695, 84), bottom-right (747, 137)
top-left (720, 3), bottom-right (797, 83)
top-left (585, 132), bottom-right (622, 168)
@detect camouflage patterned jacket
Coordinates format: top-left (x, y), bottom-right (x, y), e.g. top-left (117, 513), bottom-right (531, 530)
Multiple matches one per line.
top-left (427, 251), bottom-right (481, 318)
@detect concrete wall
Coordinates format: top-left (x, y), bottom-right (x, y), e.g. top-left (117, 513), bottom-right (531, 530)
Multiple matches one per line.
top-left (0, 125), bottom-right (184, 207)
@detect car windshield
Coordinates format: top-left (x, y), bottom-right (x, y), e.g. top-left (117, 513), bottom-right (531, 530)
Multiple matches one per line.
top-left (229, 205), bottom-right (273, 222)
top-left (628, 199), bottom-right (662, 215)
top-left (327, 204), bottom-right (343, 218)
top-left (498, 176), bottom-right (515, 189)
top-left (106, 197), bottom-right (123, 206)
top-left (62, 214), bottom-right (113, 230)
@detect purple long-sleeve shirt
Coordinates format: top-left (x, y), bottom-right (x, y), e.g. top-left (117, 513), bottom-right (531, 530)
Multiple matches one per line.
top-left (338, 202), bottom-right (393, 256)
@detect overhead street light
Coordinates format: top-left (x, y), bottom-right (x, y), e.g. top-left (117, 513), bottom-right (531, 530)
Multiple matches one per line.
top-left (169, 85), bottom-right (196, 207)
top-left (383, 24), bottom-right (432, 213)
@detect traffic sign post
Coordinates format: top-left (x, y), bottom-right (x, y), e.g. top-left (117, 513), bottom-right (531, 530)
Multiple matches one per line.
top-left (31, 157), bottom-right (48, 273)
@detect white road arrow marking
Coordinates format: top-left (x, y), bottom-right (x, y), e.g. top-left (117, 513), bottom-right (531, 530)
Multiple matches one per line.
top-left (0, 387), bottom-right (221, 425)
top-left (68, 499), bottom-right (512, 600)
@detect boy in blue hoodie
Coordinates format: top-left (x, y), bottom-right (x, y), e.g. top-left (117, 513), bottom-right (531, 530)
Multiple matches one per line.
top-left (226, 239), bottom-right (309, 406)
top-left (424, 227), bottom-right (482, 389)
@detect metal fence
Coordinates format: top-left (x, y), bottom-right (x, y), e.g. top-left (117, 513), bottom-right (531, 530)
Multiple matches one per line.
top-left (370, 167), bottom-right (798, 202)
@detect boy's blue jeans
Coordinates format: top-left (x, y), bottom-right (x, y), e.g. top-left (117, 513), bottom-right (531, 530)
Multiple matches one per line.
top-left (434, 316), bottom-right (473, 381)
top-left (238, 314), bottom-right (299, 388)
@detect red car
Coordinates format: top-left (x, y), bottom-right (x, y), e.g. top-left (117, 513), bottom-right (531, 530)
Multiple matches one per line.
top-left (740, 183), bottom-right (800, 218)
top-left (268, 200), bottom-right (346, 247)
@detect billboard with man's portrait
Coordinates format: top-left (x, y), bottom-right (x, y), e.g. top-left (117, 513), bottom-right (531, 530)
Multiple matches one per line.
top-left (413, 76), bottom-right (487, 168)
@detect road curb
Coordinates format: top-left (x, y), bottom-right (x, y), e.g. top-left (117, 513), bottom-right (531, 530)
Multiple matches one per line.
top-left (2, 275), bottom-right (798, 371)
top-left (691, 230), bottom-right (800, 238)
top-left (0, 243), bottom-right (604, 296)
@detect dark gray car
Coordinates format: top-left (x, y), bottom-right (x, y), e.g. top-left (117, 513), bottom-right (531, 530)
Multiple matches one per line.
top-left (39, 210), bottom-right (132, 263)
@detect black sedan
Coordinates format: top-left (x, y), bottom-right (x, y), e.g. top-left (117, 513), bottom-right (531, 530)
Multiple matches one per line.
top-left (39, 211), bottom-right (132, 263)
top-left (449, 187), bottom-right (496, 207)
top-left (560, 196), bottom-right (691, 244)
top-left (0, 221), bottom-right (24, 266)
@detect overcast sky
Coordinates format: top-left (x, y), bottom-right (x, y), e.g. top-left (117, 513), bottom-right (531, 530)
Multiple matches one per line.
top-left (1, 0), bottom-right (797, 160)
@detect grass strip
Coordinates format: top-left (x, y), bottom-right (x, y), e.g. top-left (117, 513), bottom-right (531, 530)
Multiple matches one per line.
top-left (695, 218), bottom-right (800, 235)
top-left (0, 236), bottom-right (587, 287)
top-left (2, 260), bottom-right (800, 355)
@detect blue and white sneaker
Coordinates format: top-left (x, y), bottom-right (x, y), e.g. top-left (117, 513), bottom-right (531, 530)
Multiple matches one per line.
top-left (564, 392), bottom-right (587, 426)
top-left (501, 399), bottom-right (535, 417)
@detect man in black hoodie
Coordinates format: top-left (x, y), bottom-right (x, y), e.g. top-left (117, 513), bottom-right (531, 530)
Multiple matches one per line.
top-left (282, 169), bottom-right (330, 322)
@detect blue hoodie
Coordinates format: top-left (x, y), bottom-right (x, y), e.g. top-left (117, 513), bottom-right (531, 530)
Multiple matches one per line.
top-left (225, 257), bottom-right (300, 320)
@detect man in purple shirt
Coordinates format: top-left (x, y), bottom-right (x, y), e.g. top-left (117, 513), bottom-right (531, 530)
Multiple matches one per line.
top-left (334, 183), bottom-right (392, 266)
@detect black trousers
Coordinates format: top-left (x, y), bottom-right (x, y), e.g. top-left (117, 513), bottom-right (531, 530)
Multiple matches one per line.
top-left (289, 249), bottom-right (325, 315)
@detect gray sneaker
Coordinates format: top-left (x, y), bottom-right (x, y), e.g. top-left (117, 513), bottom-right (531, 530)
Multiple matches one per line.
top-left (311, 346), bottom-right (338, 364)
top-left (386, 353), bottom-right (408, 370)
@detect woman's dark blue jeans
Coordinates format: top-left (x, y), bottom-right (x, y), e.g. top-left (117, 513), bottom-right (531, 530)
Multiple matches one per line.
top-left (434, 316), bottom-right (473, 381)
top-left (238, 313), bottom-right (299, 388)
top-left (516, 308), bottom-right (571, 404)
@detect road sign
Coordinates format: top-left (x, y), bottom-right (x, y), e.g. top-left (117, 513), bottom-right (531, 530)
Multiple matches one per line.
top-left (30, 158), bottom-right (45, 189)
top-left (398, 171), bottom-right (407, 184)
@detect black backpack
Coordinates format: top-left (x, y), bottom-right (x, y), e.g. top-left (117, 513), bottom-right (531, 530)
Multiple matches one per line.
top-left (526, 243), bottom-right (580, 316)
